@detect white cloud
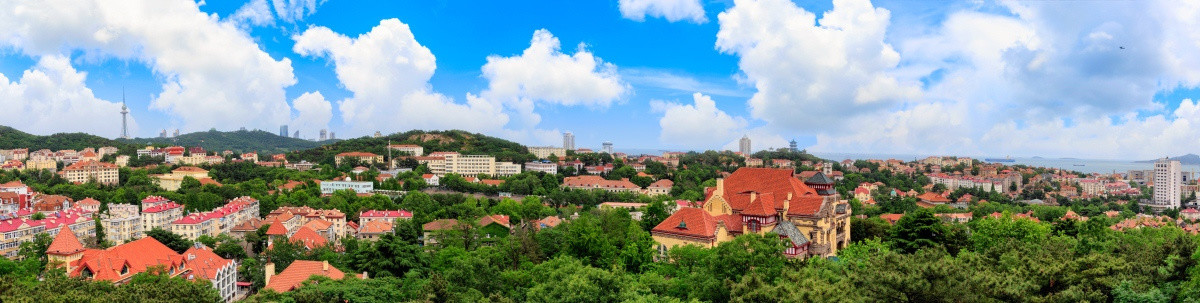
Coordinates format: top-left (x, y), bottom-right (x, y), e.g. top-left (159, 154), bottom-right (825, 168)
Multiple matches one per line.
top-left (480, 29), bottom-right (628, 108)
top-left (0, 0), bottom-right (299, 133)
top-left (652, 92), bottom-right (746, 149)
top-left (294, 19), bottom-right (507, 135)
top-left (619, 0), bottom-right (708, 23)
top-left (715, 0), bottom-right (921, 131)
top-left (232, 0), bottom-right (323, 26)
top-left (289, 91), bottom-right (332, 135)
top-left (0, 56), bottom-right (136, 137)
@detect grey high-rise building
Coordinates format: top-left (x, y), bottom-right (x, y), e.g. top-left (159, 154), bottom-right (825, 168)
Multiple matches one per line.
top-left (602, 141), bottom-right (613, 154)
top-left (319, 129), bottom-right (328, 141)
top-left (330, 132), bottom-right (336, 140)
top-left (563, 132), bottom-right (575, 150)
top-left (293, 130), bottom-right (300, 139)
top-left (280, 125), bottom-right (288, 137)
top-left (739, 135), bottom-right (751, 156)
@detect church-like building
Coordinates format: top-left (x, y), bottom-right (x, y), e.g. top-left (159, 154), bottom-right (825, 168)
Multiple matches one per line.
top-left (651, 167), bottom-right (850, 258)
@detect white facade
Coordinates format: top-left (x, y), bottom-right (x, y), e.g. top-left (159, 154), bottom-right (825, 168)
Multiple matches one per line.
top-left (602, 142), bottom-right (613, 154)
top-left (563, 132), bottom-right (575, 150)
top-left (321, 179), bottom-right (374, 195)
top-left (1153, 158), bottom-right (1182, 210)
top-left (525, 161), bottom-right (558, 174)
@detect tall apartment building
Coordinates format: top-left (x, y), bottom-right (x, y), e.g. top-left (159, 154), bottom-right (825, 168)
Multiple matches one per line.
top-left (528, 146), bottom-right (566, 159)
top-left (279, 125), bottom-right (288, 137)
top-left (602, 142), bottom-right (614, 154)
top-left (739, 135), bottom-right (751, 156)
top-left (59, 160), bottom-right (119, 185)
top-left (563, 132), bottom-right (575, 150)
top-left (101, 204), bottom-right (143, 242)
top-left (141, 196), bottom-right (184, 232)
top-left (1153, 158), bottom-right (1182, 210)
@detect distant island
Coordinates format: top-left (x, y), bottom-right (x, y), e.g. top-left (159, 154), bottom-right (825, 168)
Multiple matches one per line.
top-left (1135, 154), bottom-right (1200, 165)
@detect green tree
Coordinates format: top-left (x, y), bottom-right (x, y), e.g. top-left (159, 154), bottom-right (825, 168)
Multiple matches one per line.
top-left (146, 228), bottom-right (192, 254)
top-left (889, 208), bottom-right (946, 253)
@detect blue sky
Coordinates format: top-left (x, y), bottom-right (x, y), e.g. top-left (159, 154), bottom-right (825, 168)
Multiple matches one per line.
top-left (1, 0), bottom-right (1199, 159)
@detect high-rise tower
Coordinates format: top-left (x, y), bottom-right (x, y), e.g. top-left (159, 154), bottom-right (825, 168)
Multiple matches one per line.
top-left (739, 135), bottom-right (751, 156)
top-left (563, 132), bottom-right (575, 150)
top-left (120, 89), bottom-right (130, 139)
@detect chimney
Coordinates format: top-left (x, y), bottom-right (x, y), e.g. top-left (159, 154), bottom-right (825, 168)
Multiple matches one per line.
top-left (750, 191), bottom-right (757, 202)
top-left (323, 260), bottom-right (329, 271)
top-left (264, 263), bottom-right (275, 286)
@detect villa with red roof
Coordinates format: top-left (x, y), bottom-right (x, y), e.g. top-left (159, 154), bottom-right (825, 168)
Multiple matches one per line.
top-left (264, 260), bottom-right (360, 294)
top-left (650, 168), bottom-right (850, 259)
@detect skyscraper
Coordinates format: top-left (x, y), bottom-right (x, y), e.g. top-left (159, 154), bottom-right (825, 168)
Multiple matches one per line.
top-left (319, 129), bottom-right (328, 141)
top-left (739, 135), bottom-right (751, 156)
top-left (120, 89), bottom-right (130, 139)
top-left (293, 130), bottom-right (300, 138)
top-left (1153, 157), bottom-right (1182, 210)
top-left (280, 125), bottom-right (288, 137)
top-left (563, 132), bottom-right (575, 150)
top-left (602, 141), bottom-right (613, 154)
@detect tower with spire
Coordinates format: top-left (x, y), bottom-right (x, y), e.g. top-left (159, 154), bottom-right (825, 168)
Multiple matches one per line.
top-left (120, 89), bottom-right (130, 139)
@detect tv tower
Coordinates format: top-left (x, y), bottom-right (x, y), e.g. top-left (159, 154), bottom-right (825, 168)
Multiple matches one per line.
top-left (120, 88), bottom-right (130, 139)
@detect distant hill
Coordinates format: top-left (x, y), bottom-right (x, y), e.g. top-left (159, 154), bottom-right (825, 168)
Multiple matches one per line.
top-left (1136, 154), bottom-right (1200, 165)
top-left (293, 130), bottom-right (533, 165)
top-left (0, 126), bottom-right (131, 151)
top-left (118, 129), bottom-right (335, 155)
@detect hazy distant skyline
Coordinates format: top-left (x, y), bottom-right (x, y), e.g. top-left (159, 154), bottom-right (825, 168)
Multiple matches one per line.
top-left (1, 0), bottom-right (1198, 159)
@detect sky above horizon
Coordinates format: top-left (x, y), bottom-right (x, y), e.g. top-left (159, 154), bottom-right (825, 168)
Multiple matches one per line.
top-left (1, 0), bottom-right (1199, 160)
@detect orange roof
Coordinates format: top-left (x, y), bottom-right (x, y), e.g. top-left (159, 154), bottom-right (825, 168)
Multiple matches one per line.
top-left (61, 160), bottom-right (118, 171)
top-left (422, 219), bottom-right (460, 231)
top-left (302, 218), bottom-right (333, 231)
top-left (198, 178), bottom-right (223, 186)
top-left (720, 168), bottom-right (820, 216)
top-left (47, 226), bottom-right (85, 255)
top-left (266, 219), bottom-right (289, 235)
top-left (289, 227), bottom-right (328, 250)
top-left (479, 215), bottom-right (511, 229)
top-left (264, 260), bottom-right (346, 293)
top-left (359, 220), bottom-right (393, 234)
top-left (741, 193), bottom-right (777, 216)
top-left (70, 237), bottom-right (186, 282)
top-left (183, 246), bottom-right (232, 281)
top-left (173, 166), bottom-right (207, 173)
top-left (652, 208), bottom-right (720, 239)
top-left (916, 192), bottom-right (951, 203)
top-left (880, 213), bottom-right (904, 224)
top-left (336, 152), bottom-right (379, 157)
top-left (75, 197), bottom-right (101, 207)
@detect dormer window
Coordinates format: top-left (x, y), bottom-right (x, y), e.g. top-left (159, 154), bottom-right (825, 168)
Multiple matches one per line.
top-left (120, 264), bottom-right (129, 275)
top-left (676, 221), bottom-right (687, 229)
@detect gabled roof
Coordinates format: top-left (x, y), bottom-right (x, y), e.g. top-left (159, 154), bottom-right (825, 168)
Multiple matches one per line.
top-left (47, 226), bottom-right (85, 255)
top-left (184, 246), bottom-right (232, 281)
top-left (770, 220), bottom-right (809, 247)
top-left (479, 214), bottom-right (511, 229)
top-left (422, 219), bottom-right (460, 231)
top-left (741, 193), bottom-right (777, 216)
top-left (264, 260), bottom-right (346, 293)
top-left (359, 220), bottom-right (393, 234)
top-left (266, 219), bottom-right (289, 235)
top-left (289, 227), bottom-right (328, 250)
top-left (652, 208), bottom-right (719, 239)
top-left (71, 237), bottom-right (186, 282)
top-left (719, 168), bottom-right (819, 215)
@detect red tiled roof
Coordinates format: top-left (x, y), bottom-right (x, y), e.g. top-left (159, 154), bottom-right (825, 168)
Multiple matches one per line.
top-left (61, 160), bottom-right (118, 171)
top-left (741, 193), bottom-right (777, 216)
top-left (917, 192), bottom-right (951, 203)
top-left (721, 168), bottom-right (820, 216)
top-left (422, 219), bottom-right (460, 231)
top-left (184, 246), bottom-right (232, 281)
top-left (264, 260), bottom-right (346, 293)
top-left (336, 152), bottom-right (379, 157)
top-left (359, 220), bottom-right (392, 234)
top-left (652, 208), bottom-right (719, 239)
top-left (290, 226), bottom-right (328, 250)
top-left (71, 237), bottom-right (186, 282)
top-left (266, 219), bottom-right (289, 235)
top-left (75, 197), bottom-right (101, 207)
top-left (480, 214), bottom-right (511, 229)
top-left (359, 210), bottom-right (413, 219)
top-left (47, 226), bottom-right (85, 255)
top-left (173, 166), bottom-right (207, 173)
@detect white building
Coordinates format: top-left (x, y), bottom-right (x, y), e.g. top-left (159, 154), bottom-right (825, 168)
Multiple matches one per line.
top-left (1153, 158), bottom-right (1182, 210)
top-left (602, 142), bottom-right (613, 154)
top-left (387, 144), bottom-right (424, 156)
top-left (563, 132), bottom-right (575, 150)
top-left (525, 161), bottom-right (558, 174)
top-left (320, 178), bottom-right (374, 195)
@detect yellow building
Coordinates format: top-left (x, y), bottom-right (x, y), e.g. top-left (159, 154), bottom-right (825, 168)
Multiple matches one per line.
top-left (58, 160), bottom-right (119, 185)
top-left (334, 152), bottom-right (383, 166)
top-left (527, 146), bottom-right (566, 159)
top-left (25, 159), bottom-right (57, 172)
top-left (153, 166), bottom-right (213, 191)
top-left (651, 168), bottom-right (850, 259)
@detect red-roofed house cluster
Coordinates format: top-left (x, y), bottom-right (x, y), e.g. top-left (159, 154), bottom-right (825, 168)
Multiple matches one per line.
top-left (46, 225), bottom-right (238, 302)
top-left (169, 197), bottom-right (260, 240)
top-left (561, 175), bottom-right (675, 197)
top-left (650, 168), bottom-right (851, 259)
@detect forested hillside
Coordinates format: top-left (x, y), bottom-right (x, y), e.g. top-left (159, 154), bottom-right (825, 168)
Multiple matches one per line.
top-left (292, 130), bottom-right (534, 165)
top-left (118, 129), bottom-right (332, 155)
top-left (0, 126), bottom-right (130, 151)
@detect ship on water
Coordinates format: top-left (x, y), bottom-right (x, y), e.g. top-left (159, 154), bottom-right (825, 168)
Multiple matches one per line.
top-left (985, 156), bottom-right (1016, 163)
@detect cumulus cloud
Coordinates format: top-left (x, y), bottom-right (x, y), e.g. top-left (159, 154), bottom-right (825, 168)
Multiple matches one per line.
top-left (715, 0), bottom-right (921, 131)
top-left (232, 0), bottom-right (324, 26)
top-left (0, 56), bottom-right (135, 137)
top-left (289, 91), bottom-right (332, 135)
top-left (652, 93), bottom-right (746, 149)
top-left (480, 29), bottom-right (627, 108)
top-left (477, 29), bottom-right (627, 143)
top-left (0, 0), bottom-right (298, 133)
top-left (294, 19), bottom-right (507, 134)
top-left (619, 0), bottom-right (708, 23)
